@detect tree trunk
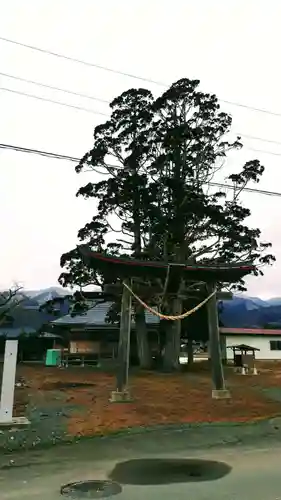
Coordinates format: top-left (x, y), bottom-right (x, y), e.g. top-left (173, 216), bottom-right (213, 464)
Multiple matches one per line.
top-left (163, 296), bottom-right (182, 371)
top-left (135, 304), bottom-right (152, 369)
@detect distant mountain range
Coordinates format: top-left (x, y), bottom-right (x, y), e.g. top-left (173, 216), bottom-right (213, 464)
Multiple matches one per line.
top-left (23, 289), bottom-right (281, 328)
top-left (22, 287), bottom-right (71, 306)
top-left (220, 296), bottom-right (281, 328)
top-left (0, 287), bottom-right (71, 336)
top-left (3, 287), bottom-right (281, 329)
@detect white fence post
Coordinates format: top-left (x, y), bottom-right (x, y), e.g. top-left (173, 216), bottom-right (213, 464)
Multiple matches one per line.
top-left (0, 340), bottom-right (29, 426)
top-left (0, 340), bottom-right (18, 422)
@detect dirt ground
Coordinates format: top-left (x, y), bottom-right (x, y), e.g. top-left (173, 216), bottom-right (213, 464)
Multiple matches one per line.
top-left (10, 361), bottom-right (281, 440)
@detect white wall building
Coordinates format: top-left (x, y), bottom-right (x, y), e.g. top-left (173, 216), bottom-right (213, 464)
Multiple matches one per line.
top-left (220, 328), bottom-right (281, 361)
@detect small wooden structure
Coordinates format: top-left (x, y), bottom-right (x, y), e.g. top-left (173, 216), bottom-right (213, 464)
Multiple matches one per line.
top-left (60, 340), bottom-right (101, 368)
top-left (228, 344), bottom-right (259, 375)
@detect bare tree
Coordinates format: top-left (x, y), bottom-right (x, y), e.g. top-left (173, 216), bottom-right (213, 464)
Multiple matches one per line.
top-left (0, 284), bottom-right (24, 326)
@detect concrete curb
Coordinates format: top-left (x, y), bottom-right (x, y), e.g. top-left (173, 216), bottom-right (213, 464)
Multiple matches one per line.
top-left (52, 416), bottom-right (281, 449)
top-left (1, 415), bottom-right (281, 453)
top-left (83, 418), bottom-right (273, 438)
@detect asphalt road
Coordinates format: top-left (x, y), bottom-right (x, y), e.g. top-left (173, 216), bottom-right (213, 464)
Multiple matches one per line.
top-left (1, 430), bottom-right (281, 500)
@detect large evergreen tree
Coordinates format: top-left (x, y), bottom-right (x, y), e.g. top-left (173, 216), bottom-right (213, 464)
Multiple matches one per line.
top-left (60, 78), bottom-right (275, 371)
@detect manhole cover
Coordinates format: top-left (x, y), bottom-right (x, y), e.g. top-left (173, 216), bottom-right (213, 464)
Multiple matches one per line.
top-left (270, 417), bottom-right (281, 429)
top-left (61, 480), bottom-right (122, 499)
top-left (109, 458), bottom-right (232, 485)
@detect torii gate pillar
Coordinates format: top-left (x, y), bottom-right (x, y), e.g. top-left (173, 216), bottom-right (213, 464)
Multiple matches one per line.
top-left (206, 283), bottom-right (231, 399)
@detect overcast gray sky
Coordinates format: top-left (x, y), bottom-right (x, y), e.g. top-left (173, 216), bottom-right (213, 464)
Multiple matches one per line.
top-left (0, 0), bottom-right (281, 298)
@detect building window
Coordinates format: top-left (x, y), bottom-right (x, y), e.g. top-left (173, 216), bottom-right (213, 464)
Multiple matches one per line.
top-left (270, 340), bottom-right (281, 351)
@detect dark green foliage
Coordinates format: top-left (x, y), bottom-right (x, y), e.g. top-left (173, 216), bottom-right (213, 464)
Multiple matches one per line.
top-left (59, 77), bottom-right (275, 329)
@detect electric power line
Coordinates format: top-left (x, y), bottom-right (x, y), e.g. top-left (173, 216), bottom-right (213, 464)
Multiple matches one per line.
top-left (0, 36), bottom-right (162, 86)
top-left (2, 84), bottom-right (281, 159)
top-left (2, 78), bottom-right (281, 151)
top-left (221, 99), bottom-right (281, 117)
top-left (0, 143), bottom-right (79, 162)
top-left (237, 133), bottom-right (281, 147)
top-left (0, 71), bottom-right (110, 104)
top-left (240, 146), bottom-right (281, 157)
top-left (0, 87), bottom-right (110, 117)
top-left (2, 69), bottom-right (281, 165)
top-left (1, 142), bottom-right (281, 198)
top-left (3, 72), bottom-right (281, 149)
top-left (2, 84), bottom-right (281, 162)
top-left (1, 35), bottom-right (281, 119)
top-left (3, 71), bottom-right (281, 151)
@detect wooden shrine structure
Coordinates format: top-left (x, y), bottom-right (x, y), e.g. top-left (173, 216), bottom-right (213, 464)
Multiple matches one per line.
top-left (228, 344), bottom-right (259, 375)
top-left (78, 245), bottom-right (255, 401)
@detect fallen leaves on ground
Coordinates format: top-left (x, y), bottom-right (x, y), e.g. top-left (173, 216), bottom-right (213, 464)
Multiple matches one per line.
top-left (12, 362), bottom-right (281, 438)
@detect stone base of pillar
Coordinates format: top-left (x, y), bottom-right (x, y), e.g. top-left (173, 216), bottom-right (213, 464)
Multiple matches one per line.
top-left (212, 389), bottom-right (231, 399)
top-left (109, 390), bottom-right (133, 403)
top-left (0, 417), bottom-right (30, 429)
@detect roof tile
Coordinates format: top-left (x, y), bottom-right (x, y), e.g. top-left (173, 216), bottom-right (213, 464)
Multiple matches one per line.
top-left (52, 301), bottom-right (159, 326)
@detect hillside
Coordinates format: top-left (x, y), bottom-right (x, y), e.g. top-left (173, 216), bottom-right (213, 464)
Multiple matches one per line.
top-left (27, 289), bottom-right (281, 329)
top-left (0, 287), bottom-right (71, 336)
top-left (221, 296), bottom-right (281, 328)
top-left (24, 287), bottom-right (71, 304)
top-left (2, 287), bottom-right (281, 330)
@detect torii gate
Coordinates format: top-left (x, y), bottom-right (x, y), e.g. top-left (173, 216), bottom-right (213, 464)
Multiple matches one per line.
top-left (78, 245), bottom-right (255, 402)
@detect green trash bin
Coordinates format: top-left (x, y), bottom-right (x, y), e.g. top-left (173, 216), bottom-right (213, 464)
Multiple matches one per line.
top-left (45, 349), bottom-right (61, 367)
